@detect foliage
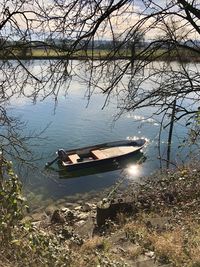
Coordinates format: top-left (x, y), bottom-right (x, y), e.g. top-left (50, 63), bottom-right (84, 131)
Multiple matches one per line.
top-left (0, 155), bottom-right (72, 267)
top-left (0, 157), bottom-right (25, 244)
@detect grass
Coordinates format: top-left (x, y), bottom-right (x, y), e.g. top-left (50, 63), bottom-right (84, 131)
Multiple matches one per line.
top-left (81, 236), bottom-right (111, 253)
top-left (123, 218), bottom-right (200, 266)
top-left (0, 47), bottom-right (199, 62)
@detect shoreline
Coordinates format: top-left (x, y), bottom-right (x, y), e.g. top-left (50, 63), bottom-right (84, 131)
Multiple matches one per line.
top-left (0, 54), bottom-right (200, 63)
top-left (1, 164), bottom-right (200, 266)
top-left (18, 165), bottom-right (200, 266)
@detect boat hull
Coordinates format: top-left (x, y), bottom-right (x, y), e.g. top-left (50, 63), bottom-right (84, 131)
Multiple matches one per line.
top-left (57, 152), bottom-right (145, 179)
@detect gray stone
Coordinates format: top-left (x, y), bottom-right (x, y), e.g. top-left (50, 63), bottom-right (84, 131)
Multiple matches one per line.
top-left (81, 203), bottom-right (92, 212)
top-left (60, 207), bottom-right (70, 213)
top-left (64, 202), bottom-right (78, 208)
top-left (74, 220), bottom-right (86, 227)
top-left (145, 251), bottom-right (155, 258)
top-left (74, 217), bottom-right (94, 238)
top-left (31, 212), bottom-right (47, 222)
top-left (74, 205), bottom-right (82, 211)
top-left (45, 205), bottom-right (57, 216)
top-left (77, 212), bottom-right (88, 220)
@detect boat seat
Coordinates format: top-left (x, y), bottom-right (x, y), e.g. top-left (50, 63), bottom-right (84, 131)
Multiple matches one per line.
top-left (68, 154), bottom-right (80, 163)
top-left (91, 149), bottom-right (107, 160)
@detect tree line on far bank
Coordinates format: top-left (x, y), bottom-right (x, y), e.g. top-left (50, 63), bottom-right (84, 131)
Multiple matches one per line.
top-left (0, 36), bottom-right (199, 62)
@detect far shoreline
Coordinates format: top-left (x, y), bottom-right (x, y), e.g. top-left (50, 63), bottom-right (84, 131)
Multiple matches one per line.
top-left (0, 51), bottom-right (200, 63)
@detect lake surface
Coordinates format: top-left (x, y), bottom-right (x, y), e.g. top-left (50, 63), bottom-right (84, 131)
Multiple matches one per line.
top-left (7, 60), bottom-right (199, 201)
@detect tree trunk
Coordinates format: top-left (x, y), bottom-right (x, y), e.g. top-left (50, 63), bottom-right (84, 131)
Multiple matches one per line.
top-left (167, 100), bottom-right (176, 168)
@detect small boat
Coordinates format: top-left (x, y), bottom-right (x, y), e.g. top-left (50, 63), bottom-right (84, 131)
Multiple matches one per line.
top-left (54, 139), bottom-right (146, 171)
top-left (56, 151), bottom-right (146, 179)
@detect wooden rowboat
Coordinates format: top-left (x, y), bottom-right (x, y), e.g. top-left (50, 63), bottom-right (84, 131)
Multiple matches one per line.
top-left (55, 139), bottom-right (146, 171)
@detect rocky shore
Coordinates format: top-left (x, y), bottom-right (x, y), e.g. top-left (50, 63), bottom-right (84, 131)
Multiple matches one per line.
top-left (15, 164), bottom-right (199, 267)
top-left (1, 164), bottom-right (200, 267)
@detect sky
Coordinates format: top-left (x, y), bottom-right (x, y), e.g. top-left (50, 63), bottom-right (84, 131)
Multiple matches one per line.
top-left (0, 0), bottom-right (198, 42)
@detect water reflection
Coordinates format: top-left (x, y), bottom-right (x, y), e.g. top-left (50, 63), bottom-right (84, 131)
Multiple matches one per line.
top-left (126, 164), bottom-right (140, 177)
top-left (9, 60), bottom-right (197, 200)
top-left (47, 152), bottom-right (146, 179)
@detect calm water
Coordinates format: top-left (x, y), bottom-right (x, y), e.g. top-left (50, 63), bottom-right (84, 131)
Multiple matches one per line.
top-left (7, 60), bottom-right (198, 201)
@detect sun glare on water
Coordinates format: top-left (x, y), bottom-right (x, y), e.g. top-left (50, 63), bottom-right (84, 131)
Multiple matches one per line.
top-left (127, 164), bottom-right (140, 176)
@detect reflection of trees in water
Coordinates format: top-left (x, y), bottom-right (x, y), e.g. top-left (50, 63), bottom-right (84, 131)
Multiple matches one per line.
top-left (0, 0), bottom-right (199, 166)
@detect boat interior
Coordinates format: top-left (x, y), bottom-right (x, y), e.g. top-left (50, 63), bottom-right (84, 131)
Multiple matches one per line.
top-left (61, 146), bottom-right (140, 166)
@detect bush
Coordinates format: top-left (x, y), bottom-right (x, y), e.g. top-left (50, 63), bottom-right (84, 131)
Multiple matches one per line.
top-left (0, 155), bottom-right (72, 266)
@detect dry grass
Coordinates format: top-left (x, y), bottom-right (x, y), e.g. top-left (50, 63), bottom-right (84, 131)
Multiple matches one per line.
top-left (149, 229), bottom-right (185, 265)
top-left (124, 222), bottom-right (152, 249)
top-left (126, 245), bottom-right (143, 260)
top-left (123, 217), bottom-right (200, 267)
top-left (81, 236), bottom-right (110, 253)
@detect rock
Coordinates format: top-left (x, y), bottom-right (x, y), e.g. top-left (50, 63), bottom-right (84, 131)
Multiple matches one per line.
top-left (91, 203), bottom-right (96, 209)
top-left (61, 227), bottom-right (73, 239)
top-left (65, 210), bottom-right (75, 222)
top-left (96, 201), bottom-right (135, 226)
top-left (81, 203), bottom-right (92, 212)
top-left (145, 251), bottom-right (155, 258)
top-left (64, 202), bottom-right (78, 209)
top-left (51, 209), bottom-right (65, 224)
top-left (77, 212), bottom-right (88, 220)
top-left (74, 206), bottom-right (82, 211)
top-left (74, 218), bottom-right (94, 238)
top-left (74, 220), bottom-right (85, 227)
top-left (31, 212), bottom-right (47, 222)
top-left (45, 205), bottom-right (57, 216)
top-left (60, 207), bottom-right (71, 213)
